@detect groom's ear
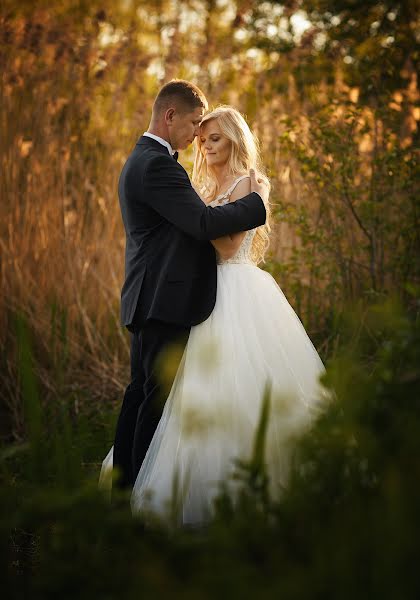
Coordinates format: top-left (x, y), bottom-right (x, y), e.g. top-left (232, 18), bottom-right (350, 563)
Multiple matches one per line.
top-left (165, 107), bottom-right (176, 124)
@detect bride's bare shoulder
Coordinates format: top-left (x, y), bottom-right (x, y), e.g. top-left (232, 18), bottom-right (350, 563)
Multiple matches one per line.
top-left (229, 175), bottom-right (251, 202)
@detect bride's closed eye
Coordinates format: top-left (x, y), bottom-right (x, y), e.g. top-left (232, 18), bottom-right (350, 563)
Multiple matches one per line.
top-left (200, 136), bottom-right (220, 143)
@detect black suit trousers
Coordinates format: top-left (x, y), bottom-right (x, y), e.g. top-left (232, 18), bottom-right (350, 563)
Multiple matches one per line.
top-left (113, 319), bottom-right (190, 492)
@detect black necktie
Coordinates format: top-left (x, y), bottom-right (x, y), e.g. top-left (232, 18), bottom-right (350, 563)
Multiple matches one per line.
top-left (172, 151), bottom-right (179, 161)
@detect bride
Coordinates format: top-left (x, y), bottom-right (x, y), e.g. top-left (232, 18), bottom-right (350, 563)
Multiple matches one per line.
top-left (100, 106), bottom-right (331, 525)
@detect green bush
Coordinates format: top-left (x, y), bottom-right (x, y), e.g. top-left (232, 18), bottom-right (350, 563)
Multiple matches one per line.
top-left (1, 293), bottom-right (419, 598)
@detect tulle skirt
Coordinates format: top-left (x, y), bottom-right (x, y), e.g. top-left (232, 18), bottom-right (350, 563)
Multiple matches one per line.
top-left (100, 263), bottom-right (331, 525)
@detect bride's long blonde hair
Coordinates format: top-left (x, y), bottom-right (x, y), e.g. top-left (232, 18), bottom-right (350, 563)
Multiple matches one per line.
top-left (192, 105), bottom-right (272, 265)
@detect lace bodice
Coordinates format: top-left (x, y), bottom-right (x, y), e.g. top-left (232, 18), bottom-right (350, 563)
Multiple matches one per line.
top-left (207, 176), bottom-right (256, 265)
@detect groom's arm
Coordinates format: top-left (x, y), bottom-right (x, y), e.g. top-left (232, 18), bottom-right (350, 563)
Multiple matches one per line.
top-left (138, 154), bottom-right (266, 241)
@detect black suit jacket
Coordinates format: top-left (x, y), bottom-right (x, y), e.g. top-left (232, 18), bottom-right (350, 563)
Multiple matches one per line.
top-left (118, 135), bottom-right (266, 331)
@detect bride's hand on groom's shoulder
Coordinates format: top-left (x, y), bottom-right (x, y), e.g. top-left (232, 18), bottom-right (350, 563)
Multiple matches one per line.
top-left (250, 168), bottom-right (270, 204)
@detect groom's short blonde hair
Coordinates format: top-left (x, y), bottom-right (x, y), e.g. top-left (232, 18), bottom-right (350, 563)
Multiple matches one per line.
top-left (153, 79), bottom-right (208, 115)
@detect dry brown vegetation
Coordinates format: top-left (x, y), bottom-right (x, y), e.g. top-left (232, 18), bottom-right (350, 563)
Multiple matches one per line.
top-left (1, 1), bottom-right (418, 442)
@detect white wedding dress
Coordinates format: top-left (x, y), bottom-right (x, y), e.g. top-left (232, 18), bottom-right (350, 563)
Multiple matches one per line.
top-left (99, 176), bottom-right (331, 525)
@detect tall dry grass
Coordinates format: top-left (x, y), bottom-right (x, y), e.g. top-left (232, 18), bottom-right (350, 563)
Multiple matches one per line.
top-left (0, 11), bottom-right (143, 440)
top-left (1, 5), bottom-right (418, 443)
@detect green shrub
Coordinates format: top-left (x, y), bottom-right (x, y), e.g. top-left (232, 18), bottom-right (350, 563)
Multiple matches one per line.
top-left (1, 293), bottom-right (419, 598)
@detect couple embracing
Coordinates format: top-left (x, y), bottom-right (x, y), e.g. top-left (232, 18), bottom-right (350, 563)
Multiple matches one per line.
top-left (100, 80), bottom-right (329, 525)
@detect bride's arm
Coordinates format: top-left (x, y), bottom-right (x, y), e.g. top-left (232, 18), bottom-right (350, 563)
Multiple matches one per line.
top-left (211, 178), bottom-right (251, 259)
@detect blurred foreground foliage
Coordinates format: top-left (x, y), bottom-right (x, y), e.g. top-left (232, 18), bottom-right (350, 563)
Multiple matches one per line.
top-left (1, 292), bottom-right (419, 598)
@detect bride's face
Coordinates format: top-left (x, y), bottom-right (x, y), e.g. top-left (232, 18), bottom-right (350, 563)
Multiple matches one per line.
top-left (199, 119), bottom-right (231, 168)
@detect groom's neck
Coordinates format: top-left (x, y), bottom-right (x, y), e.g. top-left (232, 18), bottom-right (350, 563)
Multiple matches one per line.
top-left (147, 121), bottom-right (171, 146)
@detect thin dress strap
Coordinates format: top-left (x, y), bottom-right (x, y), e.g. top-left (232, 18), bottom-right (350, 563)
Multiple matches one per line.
top-left (215, 175), bottom-right (250, 203)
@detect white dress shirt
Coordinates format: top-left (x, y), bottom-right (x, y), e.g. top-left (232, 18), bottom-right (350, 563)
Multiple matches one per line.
top-left (143, 132), bottom-right (175, 156)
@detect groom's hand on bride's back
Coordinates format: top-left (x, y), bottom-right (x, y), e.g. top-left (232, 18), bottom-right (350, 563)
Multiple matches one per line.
top-left (250, 169), bottom-right (269, 205)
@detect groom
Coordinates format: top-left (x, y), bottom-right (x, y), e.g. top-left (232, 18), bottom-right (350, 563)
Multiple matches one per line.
top-left (113, 79), bottom-right (268, 492)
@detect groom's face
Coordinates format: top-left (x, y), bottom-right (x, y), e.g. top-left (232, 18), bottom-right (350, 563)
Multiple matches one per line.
top-left (167, 105), bottom-right (204, 150)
